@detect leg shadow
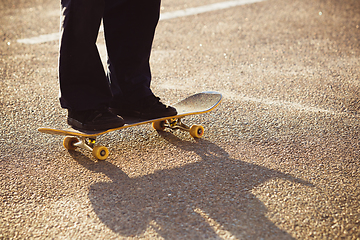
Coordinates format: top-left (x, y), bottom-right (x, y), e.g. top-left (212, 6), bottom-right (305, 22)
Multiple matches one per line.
top-left (70, 133), bottom-right (312, 239)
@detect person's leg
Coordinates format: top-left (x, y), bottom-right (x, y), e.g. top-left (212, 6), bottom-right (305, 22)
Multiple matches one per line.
top-left (59, 0), bottom-right (111, 111)
top-left (59, 0), bottom-right (124, 130)
top-left (104, 0), bottom-right (177, 119)
top-left (103, 0), bottom-right (160, 103)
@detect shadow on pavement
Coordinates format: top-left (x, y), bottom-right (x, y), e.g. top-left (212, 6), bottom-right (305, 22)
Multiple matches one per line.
top-left (71, 133), bottom-right (312, 239)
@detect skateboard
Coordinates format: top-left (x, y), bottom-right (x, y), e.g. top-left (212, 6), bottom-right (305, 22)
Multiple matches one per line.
top-left (38, 91), bottom-right (222, 160)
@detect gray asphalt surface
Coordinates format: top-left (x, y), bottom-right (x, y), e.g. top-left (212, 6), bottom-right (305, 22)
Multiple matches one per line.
top-left (1, 0), bottom-right (360, 239)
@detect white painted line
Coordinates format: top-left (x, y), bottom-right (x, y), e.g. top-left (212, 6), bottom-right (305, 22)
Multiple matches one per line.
top-left (17, 32), bottom-right (60, 44)
top-left (160, 0), bottom-right (264, 20)
top-left (222, 90), bottom-right (336, 114)
top-left (17, 0), bottom-right (265, 44)
top-left (159, 85), bottom-right (338, 115)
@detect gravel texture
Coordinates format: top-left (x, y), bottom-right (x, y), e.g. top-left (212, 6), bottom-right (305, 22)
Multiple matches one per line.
top-left (1, 0), bottom-right (360, 239)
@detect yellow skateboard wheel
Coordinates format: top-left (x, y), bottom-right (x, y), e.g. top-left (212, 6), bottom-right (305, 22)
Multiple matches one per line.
top-left (152, 120), bottom-right (166, 131)
top-left (92, 146), bottom-right (109, 160)
top-left (63, 137), bottom-right (79, 150)
top-left (190, 125), bottom-right (204, 138)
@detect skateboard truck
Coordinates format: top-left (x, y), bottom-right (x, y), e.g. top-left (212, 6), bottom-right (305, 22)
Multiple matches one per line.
top-left (63, 136), bottom-right (109, 160)
top-left (152, 118), bottom-right (205, 138)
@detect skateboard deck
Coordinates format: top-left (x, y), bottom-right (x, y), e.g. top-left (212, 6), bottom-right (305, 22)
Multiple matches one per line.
top-left (38, 91), bottom-right (222, 160)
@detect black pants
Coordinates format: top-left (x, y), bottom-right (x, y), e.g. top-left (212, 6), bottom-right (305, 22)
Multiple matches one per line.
top-left (59, 0), bottom-right (161, 111)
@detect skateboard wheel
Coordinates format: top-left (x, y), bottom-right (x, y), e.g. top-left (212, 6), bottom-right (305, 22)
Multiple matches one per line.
top-left (190, 125), bottom-right (204, 138)
top-left (92, 146), bottom-right (109, 160)
top-left (63, 137), bottom-right (79, 150)
top-left (152, 120), bottom-right (166, 131)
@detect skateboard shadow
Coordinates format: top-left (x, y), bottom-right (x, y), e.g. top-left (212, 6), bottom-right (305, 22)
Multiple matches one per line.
top-left (70, 134), bottom-right (312, 239)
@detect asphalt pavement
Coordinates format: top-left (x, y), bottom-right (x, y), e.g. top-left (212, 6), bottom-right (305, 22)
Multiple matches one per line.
top-left (1, 0), bottom-right (360, 239)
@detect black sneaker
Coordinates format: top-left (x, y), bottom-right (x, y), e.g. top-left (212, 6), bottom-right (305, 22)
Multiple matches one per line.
top-left (67, 108), bottom-right (125, 131)
top-left (109, 95), bottom-right (177, 120)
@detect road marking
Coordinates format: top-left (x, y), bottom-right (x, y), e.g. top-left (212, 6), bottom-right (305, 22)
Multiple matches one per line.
top-left (17, 0), bottom-right (265, 44)
top-left (17, 32), bottom-right (60, 44)
top-left (223, 91), bottom-right (335, 114)
top-left (160, 0), bottom-right (264, 20)
top-left (159, 85), bottom-right (339, 115)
